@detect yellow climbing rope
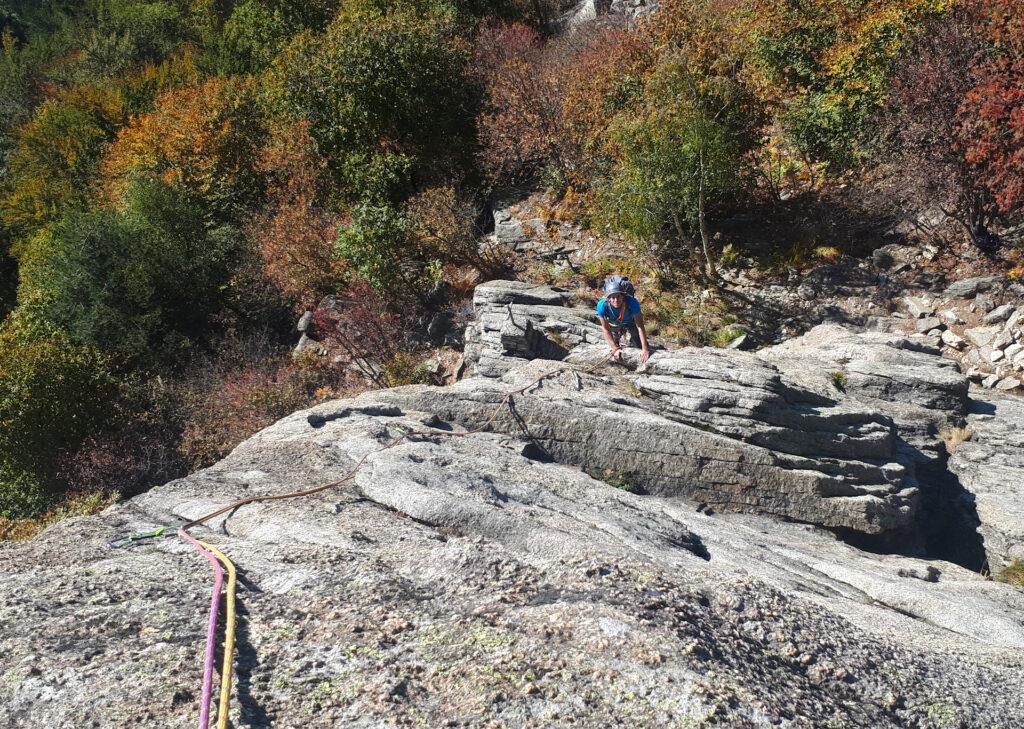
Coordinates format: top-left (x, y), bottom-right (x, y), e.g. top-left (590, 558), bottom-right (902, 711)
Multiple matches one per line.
top-left (198, 539), bottom-right (237, 729)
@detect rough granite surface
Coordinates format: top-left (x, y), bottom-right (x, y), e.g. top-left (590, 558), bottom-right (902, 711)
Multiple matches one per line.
top-left (1, 281), bottom-right (1022, 728)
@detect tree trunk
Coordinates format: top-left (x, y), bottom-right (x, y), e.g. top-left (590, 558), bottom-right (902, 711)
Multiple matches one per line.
top-left (698, 158), bottom-right (719, 284)
top-left (532, 0), bottom-right (548, 31)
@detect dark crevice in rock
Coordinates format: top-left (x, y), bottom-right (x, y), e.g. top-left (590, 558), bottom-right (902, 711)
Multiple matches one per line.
top-left (915, 458), bottom-right (986, 571)
top-left (308, 405), bottom-right (405, 429)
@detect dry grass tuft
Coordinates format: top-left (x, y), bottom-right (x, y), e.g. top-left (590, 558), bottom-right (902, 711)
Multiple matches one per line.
top-left (997, 560), bottom-right (1024, 587)
top-left (939, 425), bottom-right (973, 453)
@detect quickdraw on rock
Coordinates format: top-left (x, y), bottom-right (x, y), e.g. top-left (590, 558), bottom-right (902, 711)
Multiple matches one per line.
top-left (107, 525), bottom-right (175, 549)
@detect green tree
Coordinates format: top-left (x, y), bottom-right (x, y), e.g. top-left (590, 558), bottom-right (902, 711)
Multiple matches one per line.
top-left (0, 316), bottom-right (117, 518)
top-left (599, 58), bottom-right (763, 279)
top-left (0, 84), bottom-right (124, 238)
top-left (335, 203), bottom-right (421, 294)
top-left (264, 2), bottom-right (477, 202)
top-left (213, 0), bottom-right (340, 75)
top-left (18, 180), bottom-right (237, 365)
top-left (745, 0), bottom-right (952, 168)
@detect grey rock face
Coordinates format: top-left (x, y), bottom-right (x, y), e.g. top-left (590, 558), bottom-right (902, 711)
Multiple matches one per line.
top-left (761, 325), bottom-right (968, 469)
top-left (2, 404), bottom-right (1023, 728)
top-left (463, 281), bottom-right (605, 378)
top-left (364, 357), bottom-right (916, 536)
top-left (460, 287), bottom-right (973, 534)
top-left (3, 280), bottom-right (1024, 727)
top-left (949, 395), bottom-right (1024, 571)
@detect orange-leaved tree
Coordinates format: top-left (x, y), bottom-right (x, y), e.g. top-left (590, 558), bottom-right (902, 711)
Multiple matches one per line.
top-left (100, 76), bottom-right (264, 221)
top-left (248, 121), bottom-right (347, 310)
top-left (960, 0), bottom-right (1024, 221)
top-left (1, 84), bottom-right (124, 239)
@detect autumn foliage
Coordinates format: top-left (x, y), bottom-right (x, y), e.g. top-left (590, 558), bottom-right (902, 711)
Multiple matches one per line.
top-left (961, 0), bottom-right (1024, 216)
top-left (3, 0), bottom-right (1024, 520)
top-left (250, 122), bottom-right (347, 309)
top-left (100, 77), bottom-right (263, 219)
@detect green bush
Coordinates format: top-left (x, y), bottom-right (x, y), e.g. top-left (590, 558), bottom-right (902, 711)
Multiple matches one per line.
top-left (0, 324), bottom-right (117, 517)
top-left (335, 203), bottom-right (441, 296)
top-left (18, 180), bottom-right (237, 364)
top-left (747, 0), bottom-right (951, 169)
top-left (214, 0), bottom-right (340, 74)
top-left (597, 58), bottom-right (762, 258)
top-left (265, 1), bottom-right (477, 202)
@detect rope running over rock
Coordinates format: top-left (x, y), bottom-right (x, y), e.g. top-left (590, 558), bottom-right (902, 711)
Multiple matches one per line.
top-left (178, 353), bottom-right (618, 727)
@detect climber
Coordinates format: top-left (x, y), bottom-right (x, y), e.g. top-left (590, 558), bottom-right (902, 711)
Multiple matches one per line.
top-left (596, 275), bottom-right (650, 364)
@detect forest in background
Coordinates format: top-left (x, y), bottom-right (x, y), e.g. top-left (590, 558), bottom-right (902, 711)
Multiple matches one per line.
top-left (0, 0), bottom-right (1021, 532)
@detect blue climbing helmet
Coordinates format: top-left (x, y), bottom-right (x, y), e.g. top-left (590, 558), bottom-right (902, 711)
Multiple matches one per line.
top-left (603, 275), bottom-right (635, 297)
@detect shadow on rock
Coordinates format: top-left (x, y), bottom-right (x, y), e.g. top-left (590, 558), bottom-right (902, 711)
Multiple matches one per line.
top-left (233, 584), bottom-right (271, 728)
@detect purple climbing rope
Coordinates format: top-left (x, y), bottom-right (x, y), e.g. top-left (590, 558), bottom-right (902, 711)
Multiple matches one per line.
top-left (178, 528), bottom-right (224, 729)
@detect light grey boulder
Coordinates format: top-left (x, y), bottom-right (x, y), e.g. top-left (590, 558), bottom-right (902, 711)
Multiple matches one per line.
top-left (903, 296), bottom-right (934, 319)
top-left (872, 243), bottom-right (917, 270)
top-left (994, 328), bottom-right (1016, 349)
top-left (984, 304), bottom-right (1016, 324)
top-left (964, 325), bottom-right (1000, 348)
top-left (938, 309), bottom-right (963, 325)
top-left (941, 330), bottom-right (966, 349)
top-left (944, 275), bottom-right (1000, 299)
top-left (463, 281), bottom-right (604, 378)
top-left (762, 325), bottom-right (967, 418)
top-left (915, 316), bottom-right (942, 333)
top-left (975, 293), bottom-right (996, 313)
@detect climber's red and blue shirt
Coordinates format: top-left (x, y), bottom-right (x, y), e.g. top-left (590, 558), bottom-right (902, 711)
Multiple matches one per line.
top-left (596, 295), bottom-right (641, 329)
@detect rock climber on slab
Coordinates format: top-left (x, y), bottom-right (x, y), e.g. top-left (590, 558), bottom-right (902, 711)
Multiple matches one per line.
top-left (596, 275), bottom-right (650, 364)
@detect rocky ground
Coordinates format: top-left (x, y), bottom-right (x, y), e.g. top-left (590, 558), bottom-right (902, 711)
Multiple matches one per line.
top-left (2, 280), bottom-right (1023, 728)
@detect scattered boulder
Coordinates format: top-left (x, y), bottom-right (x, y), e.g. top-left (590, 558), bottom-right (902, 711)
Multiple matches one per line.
top-left (964, 325), bottom-right (1000, 348)
top-left (938, 309), bottom-right (963, 325)
top-left (903, 296), bottom-right (934, 319)
top-left (872, 243), bottom-right (917, 271)
top-left (941, 330), bottom-right (967, 349)
top-left (984, 304), bottom-right (1016, 324)
top-left (915, 316), bottom-right (943, 333)
top-left (943, 275), bottom-right (1000, 299)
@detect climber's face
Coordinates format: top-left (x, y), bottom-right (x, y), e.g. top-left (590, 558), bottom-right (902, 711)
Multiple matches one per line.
top-left (608, 293), bottom-right (625, 307)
